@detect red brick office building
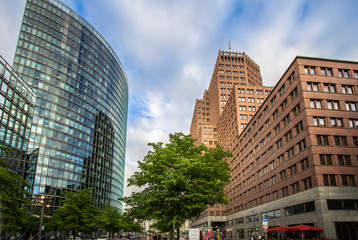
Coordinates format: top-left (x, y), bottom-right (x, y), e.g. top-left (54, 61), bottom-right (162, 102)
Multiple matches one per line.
top-left (190, 52), bottom-right (358, 240)
top-left (190, 50), bottom-right (273, 231)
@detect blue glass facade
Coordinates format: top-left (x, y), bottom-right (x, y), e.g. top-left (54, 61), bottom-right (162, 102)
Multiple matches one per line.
top-left (13, 0), bottom-right (128, 210)
top-left (0, 55), bottom-right (37, 193)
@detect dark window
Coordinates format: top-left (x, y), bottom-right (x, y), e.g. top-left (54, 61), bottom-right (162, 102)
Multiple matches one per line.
top-left (305, 201), bottom-right (316, 212)
top-left (293, 204), bottom-right (305, 214)
top-left (298, 139), bottom-right (307, 151)
top-left (288, 147), bottom-right (295, 159)
top-left (290, 164), bottom-right (298, 175)
top-left (317, 135), bottom-right (329, 145)
top-left (296, 121), bottom-right (303, 134)
top-left (303, 177), bottom-right (313, 190)
top-left (353, 137), bottom-right (358, 146)
top-left (338, 155), bottom-right (351, 166)
top-left (285, 207), bottom-right (293, 216)
top-left (291, 182), bottom-right (300, 194)
top-left (327, 199), bottom-right (343, 210)
top-left (324, 174), bottom-right (337, 186)
top-left (301, 158), bottom-right (309, 170)
top-left (344, 200), bottom-right (358, 210)
top-left (327, 199), bottom-right (358, 210)
top-left (334, 136), bottom-right (347, 146)
top-left (282, 186), bottom-right (289, 197)
top-left (284, 201), bottom-right (315, 216)
top-left (341, 175), bottom-right (355, 186)
top-left (320, 154), bottom-right (332, 165)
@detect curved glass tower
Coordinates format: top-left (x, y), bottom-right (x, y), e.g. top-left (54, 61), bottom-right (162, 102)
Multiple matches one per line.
top-left (12, 0), bottom-right (128, 210)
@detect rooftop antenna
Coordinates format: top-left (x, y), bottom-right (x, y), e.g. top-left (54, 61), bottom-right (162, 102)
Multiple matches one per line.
top-left (228, 40), bottom-right (231, 50)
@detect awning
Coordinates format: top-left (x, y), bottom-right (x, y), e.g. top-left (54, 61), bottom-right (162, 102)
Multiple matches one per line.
top-left (290, 224), bottom-right (323, 231)
top-left (267, 226), bottom-right (298, 232)
top-left (202, 230), bottom-right (213, 240)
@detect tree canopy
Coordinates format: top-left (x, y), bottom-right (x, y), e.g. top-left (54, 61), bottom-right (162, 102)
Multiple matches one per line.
top-left (118, 213), bottom-right (143, 233)
top-left (0, 144), bottom-right (34, 235)
top-left (123, 132), bottom-right (232, 236)
top-left (102, 205), bottom-right (122, 235)
top-left (49, 188), bottom-right (104, 239)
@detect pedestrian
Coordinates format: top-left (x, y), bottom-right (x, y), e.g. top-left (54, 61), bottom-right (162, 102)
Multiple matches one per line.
top-left (153, 234), bottom-right (157, 240)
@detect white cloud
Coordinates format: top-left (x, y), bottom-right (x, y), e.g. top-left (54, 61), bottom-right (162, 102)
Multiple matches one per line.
top-left (225, 0), bottom-right (358, 86)
top-left (0, 0), bottom-right (25, 63)
top-left (1, 0), bottom-right (358, 200)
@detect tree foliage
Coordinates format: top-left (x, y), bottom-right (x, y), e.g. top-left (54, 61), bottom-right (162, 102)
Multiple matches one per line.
top-left (0, 144), bottom-right (33, 234)
top-left (49, 188), bottom-right (104, 239)
top-left (123, 133), bottom-right (232, 236)
top-left (119, 213), bottom-right (143, 233)
top-left (102, 205), bottom-right (122, 237)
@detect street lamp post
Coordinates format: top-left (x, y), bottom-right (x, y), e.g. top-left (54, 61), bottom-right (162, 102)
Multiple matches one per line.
top-left (252, 208), bottom-right (255, 239)
top-left (38, 195), bottom-right (45, 240)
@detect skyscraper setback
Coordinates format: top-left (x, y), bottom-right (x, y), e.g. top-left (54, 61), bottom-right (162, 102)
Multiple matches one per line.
top-left (10, 0), bottom-right (128, 210)
top-left (190, 50), bottom-right (273, 229)
top-left (190, 51), bottom-right (358, 240)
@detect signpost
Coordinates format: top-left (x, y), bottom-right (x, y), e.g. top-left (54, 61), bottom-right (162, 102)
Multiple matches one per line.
top-left (262, 217), bottom-right (268, 239)
top-left (189, 229), bottom-right (200, 240)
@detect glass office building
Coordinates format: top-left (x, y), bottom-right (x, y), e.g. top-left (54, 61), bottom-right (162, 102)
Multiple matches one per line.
top-left (0, 55), bottom-right (37, 192)
top-left (12, 0), bottom-right (128, 210)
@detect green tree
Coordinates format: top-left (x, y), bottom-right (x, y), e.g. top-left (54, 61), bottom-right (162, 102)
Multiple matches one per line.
top-left (123, 133), bottom-right (232, 240)
top-left (50, 188), bottom-right (104, 239)
top-left (119, 213), bottom-right (143, 234)
top-left (0, 144), bottom-right (33, 236)
top-left (102, 205), bottom-right (122, 238)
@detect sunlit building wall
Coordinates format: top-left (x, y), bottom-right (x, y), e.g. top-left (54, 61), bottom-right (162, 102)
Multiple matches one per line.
top-left (12, 0), bottom-right (128, 210)
top-left (221, 57), bottom-right (358, 240)
top-left (190, 50), bottom-right (273, 230)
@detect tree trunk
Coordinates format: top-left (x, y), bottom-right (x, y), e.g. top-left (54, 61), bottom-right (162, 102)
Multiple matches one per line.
top-left (176, 224), bottom-right (180, 240)
top-left (171, 223), bottom-right (175, 240)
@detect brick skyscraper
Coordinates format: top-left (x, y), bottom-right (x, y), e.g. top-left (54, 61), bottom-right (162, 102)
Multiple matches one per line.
top-left (190, 50), bottom-right (273, 230)
top-left (190, 52), bottom-right (358, 240)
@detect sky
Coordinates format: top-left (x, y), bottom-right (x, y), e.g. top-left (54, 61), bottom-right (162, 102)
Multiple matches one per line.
top-left (1, 0), bottom-right (358, 197)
